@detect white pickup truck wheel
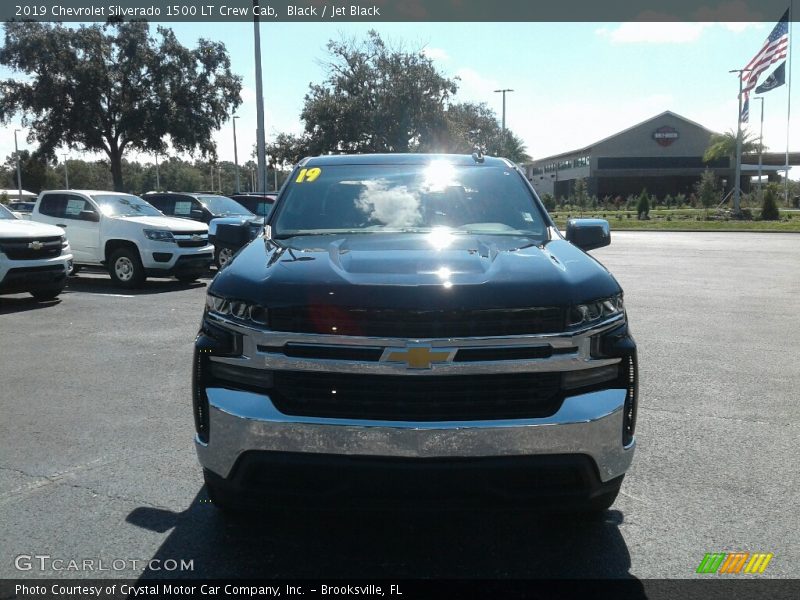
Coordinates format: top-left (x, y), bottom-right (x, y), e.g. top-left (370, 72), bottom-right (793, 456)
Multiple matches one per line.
top-left (109, 248), bottom-right (146, 288)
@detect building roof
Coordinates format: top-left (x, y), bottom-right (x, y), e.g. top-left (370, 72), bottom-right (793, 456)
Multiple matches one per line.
top-left (528, 111), bottom-right (721, 165)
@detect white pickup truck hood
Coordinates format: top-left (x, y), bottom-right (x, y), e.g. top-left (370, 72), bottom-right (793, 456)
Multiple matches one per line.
top-left (118, 216), bottom-right (208, 232)
top-left (0, 219), bottom-right (65, 239)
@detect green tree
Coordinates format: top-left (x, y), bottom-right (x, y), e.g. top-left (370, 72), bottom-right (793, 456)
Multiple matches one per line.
top-left (541, 193), bottom-right (556, 211)
top-left (267, 32), bottom-right (529, 166)
top-left (695, 169), bottom-right (718, 219)
top-left (0, 21), bottom-right (242, 191)
top-left (636, 189), bottom-right (650, 219)
top-left (297, 31), bottom-right (456, 156)
top-left (703, 130), bottom-right (762, 194)
top-left (573, 178), bottom-right (588, 216)
top-left (2, 150), bottom-right (59, 193)
top-left (760, 184), bottom-right (781, 220)
top-left (703, 130), bottom-right (761, 163)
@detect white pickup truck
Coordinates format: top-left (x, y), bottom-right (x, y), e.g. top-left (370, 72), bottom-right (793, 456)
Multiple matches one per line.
top-left (31, 190), bottom-right (214, 288)
top-left (0, 203), bottom-right (72, 300)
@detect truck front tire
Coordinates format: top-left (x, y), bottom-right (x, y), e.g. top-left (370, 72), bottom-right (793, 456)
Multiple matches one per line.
top-left (109, 248), bottom-right (146, 288)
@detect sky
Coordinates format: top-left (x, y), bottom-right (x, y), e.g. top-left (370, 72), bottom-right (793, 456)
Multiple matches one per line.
top-left (1, 19), bottom-right (797, 179)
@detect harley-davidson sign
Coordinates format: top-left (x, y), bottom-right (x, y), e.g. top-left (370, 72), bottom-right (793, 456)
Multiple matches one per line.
top-left (653, 126), bottom-right (679, 147)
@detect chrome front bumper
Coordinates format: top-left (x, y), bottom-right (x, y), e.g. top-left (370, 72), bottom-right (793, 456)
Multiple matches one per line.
top-left (195, 386), bottom-right (635, 483)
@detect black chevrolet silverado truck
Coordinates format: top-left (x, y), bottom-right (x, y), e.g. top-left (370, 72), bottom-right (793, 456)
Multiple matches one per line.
top-left (193, 153), bottom-right (638, 513)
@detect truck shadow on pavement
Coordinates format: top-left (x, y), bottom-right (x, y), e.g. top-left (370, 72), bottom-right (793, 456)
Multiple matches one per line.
top-left (63, 274), bottom-right (210, 296)
top-left (0, 296), bottom-right (61, 314)
top-left (127, 489), bottom-right (644, 584)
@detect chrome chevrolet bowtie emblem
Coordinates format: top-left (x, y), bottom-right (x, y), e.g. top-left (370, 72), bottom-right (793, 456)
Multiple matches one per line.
top-left (191, 234), bottom-right (202, 242)
top-left (28, 241), bottom-right (43, 250)
top-left (381, 345), bottom-right (456, 369)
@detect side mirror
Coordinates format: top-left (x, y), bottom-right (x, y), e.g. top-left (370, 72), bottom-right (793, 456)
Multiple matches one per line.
top-left (80, 210), bottom-right (100, 222)
top-left (190, 209), bottom-right (205, 219)
top-left (565, 218), bottom-right (610, 251)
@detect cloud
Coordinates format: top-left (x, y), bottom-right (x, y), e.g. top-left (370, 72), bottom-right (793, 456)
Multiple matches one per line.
top-left (422, 47), bottom-right (450, 62)
top-left (596, 13), bottom-right (763, 45)
top-left (596, 22), bottom-right (710, 44)
top-left (240, 86), bottom-right (257, 104)
top-left (454, 67), bottom-right (500, 97)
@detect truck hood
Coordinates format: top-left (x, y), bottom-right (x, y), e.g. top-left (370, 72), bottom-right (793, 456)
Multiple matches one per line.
top-left (118, 215), bottom-right (208, 232)
top-left (0, 219), bottom-right (65, 239)
top-left (211, 232), bottom-right (621, 310)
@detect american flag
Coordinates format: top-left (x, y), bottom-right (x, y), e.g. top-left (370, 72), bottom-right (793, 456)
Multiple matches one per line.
top-left (742, 9), bottom-right (789, 95)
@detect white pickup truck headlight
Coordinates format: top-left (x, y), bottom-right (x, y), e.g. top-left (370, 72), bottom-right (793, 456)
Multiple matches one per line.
top-left (567, 294), bottom-right (624, 328)
top-left (206, 293), bottom-right (269, 326)
top-left (143, 229), bottom-right (176, 242)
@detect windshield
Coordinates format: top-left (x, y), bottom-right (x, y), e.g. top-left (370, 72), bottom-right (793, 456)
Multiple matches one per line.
top-left (0, 204), bottom-right (18, 220)
top-left (196, 195), bottom-right (253, 216)
top-left (271, 163), bottom-right (547, 239)
top-left (93, 194), bottom-right (163, 217)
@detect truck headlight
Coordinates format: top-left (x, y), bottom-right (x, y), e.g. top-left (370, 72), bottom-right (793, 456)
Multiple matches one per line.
top-left (60, 235), bottom-right (68, 248)
top-left (568, 294), bottom-right (624, 328)
top-left (206, 293), bottom-right (269, 326)
top-left (143, 229), bottom-right (176, 243)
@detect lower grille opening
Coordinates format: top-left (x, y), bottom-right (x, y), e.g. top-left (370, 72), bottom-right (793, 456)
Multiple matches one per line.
top-left (267, 371), bottom-right (564, 421)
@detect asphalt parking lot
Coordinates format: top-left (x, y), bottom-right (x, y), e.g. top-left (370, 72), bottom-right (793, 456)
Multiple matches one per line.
top-left (1, 231), bottom-right (798, 581)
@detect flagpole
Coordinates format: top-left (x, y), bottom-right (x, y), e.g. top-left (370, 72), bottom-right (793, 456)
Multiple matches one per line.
top-left (730, 69), bottom-right (747, 215)
top-left (785, 0), bottom-right (793, 205)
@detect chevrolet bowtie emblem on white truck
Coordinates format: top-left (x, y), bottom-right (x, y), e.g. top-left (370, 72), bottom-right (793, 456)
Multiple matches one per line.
top-left (381, 345), bottom-right (456, 369)
top-left (191, 234), bottom-right (202, 242)
top-left (28, 241), bottom-right (43, 250)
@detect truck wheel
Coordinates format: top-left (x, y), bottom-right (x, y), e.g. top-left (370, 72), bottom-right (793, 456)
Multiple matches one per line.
top-left (203, 469), bottom-right (241, 513)
top-left (214, 245), bottom-right (236, 269)
top-left (30, 286), bottom-right (64, 301)
top-left (109, 248), bottom-right (146, 288)
top-left (572, 475), bottom-right (623, 518)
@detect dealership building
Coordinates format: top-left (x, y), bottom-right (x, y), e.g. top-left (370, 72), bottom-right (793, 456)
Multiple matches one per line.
top-left (523, 110), bottom-right (794, 200)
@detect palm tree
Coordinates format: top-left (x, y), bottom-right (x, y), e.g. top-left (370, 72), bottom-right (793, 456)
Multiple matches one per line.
top-left (703, 130), bottom-right (761, 163)
top-left (495, 131), bottom-right (532, 164)
top-left (703, 130), bottom-right (764, 195)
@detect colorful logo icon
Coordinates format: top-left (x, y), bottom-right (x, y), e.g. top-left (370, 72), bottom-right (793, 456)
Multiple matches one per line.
top-left (696, 552), bottom-right (773, 574)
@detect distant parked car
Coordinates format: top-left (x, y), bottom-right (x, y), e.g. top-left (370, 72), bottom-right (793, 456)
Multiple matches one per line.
top-left (228, 193), bottom-right (278, 218)
top-left (142, 192), bottom-right (255, 224)
top-left (31, 190), bottom-right (213, 288)
top-left (8, 201), bottom-right (35, 220)
top-left (142, 192), bottom-right (265, 269)
top-left (0, 203), bottom-right (73, 300)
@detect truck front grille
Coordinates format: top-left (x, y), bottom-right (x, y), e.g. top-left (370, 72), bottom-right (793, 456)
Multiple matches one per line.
top-left (0, 236), bottom-right (62, 260)
top-left (268, 306), bottom-right (565, 338)
top-left (175, 232), bottom-right (208, 248)
top-left (267, 371), bottom-right (563, 421)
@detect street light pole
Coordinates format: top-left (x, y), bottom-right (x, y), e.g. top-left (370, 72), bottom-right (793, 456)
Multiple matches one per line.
top-left (493, 88), bottom-right (514, 132)
top-left (753, 96), bottom-right (764, 197)
top-left (62, 153), bottom-right (69, 188)
top-left (253, 0), bottom-right (267, 193)
top-left (155, 153), bottom-right (160, 191)
top-left (13, 129), bottom-right (22, 202)
top-left (233, 116), bottom-right (241, 193)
